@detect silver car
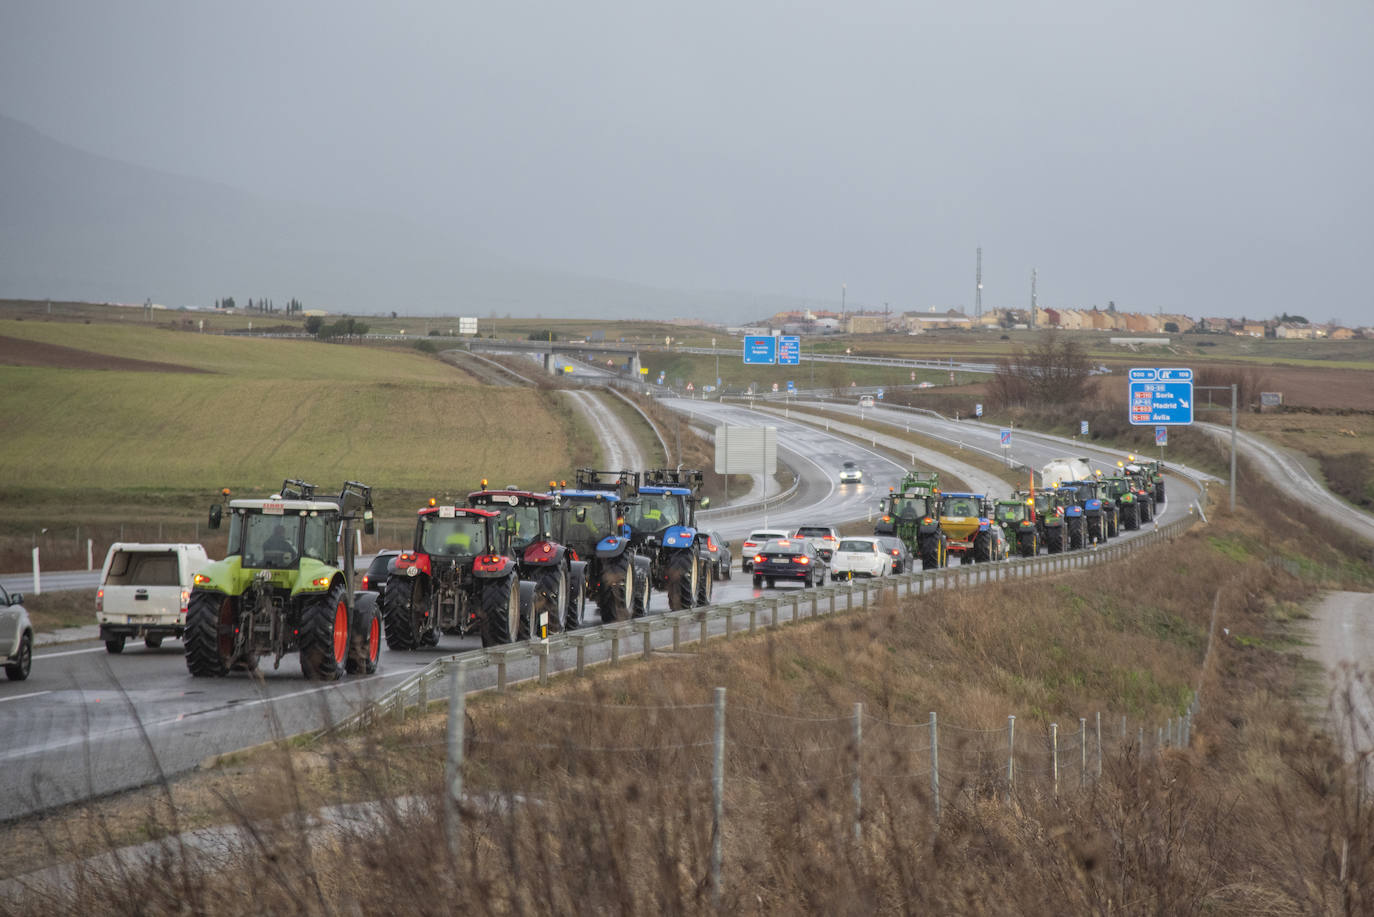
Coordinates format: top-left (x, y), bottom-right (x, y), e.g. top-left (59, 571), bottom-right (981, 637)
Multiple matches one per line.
top-left (0, 583), bottom-right (33, 681)
top-left (838, 461), bottom-right (863, 484)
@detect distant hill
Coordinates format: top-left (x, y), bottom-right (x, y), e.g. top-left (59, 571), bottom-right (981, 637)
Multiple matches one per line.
top-left (0, 114), bottom-right (794, 321)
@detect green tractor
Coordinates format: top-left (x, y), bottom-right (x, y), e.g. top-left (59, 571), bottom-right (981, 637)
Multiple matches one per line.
top-left (993, 497), bottom-right (1039, 557)
top-left (186, 480), bottom-right (381, 680)
top-left (874, 472), bottom-right (947, 569)
top-left (1023, 489), bottom-right (1070, 554)
top-left (1140, 458), bottom-right (1166, 503)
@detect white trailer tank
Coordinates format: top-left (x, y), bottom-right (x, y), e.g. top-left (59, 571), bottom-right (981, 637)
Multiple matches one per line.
top-left (1041, 457), bottom-right (1094, 488)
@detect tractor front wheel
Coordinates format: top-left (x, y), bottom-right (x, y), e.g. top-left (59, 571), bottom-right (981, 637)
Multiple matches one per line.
top-left (972, 531), bottom-right (992, 563)
top-left (532, 565), bottom-right (569, 635)
top-left (598, 554), bottom-right (634, 623)
top-left (300, 584), bottom-right (350, 681)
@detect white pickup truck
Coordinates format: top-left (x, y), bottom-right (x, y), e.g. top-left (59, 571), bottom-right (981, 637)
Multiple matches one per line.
top-left (96, 543), bottom-right (209, 653)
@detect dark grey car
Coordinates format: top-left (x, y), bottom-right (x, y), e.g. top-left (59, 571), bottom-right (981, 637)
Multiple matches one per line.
top-left (875, 535), bottom-right (912, 574)
top-left (703, 530), bottom-right (732, 580)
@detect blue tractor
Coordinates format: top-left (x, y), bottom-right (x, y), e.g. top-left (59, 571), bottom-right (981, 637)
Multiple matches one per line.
top-left (548, 470), bottom-right (652, 624)
top-left (625, 469), bottom-right (713, 610)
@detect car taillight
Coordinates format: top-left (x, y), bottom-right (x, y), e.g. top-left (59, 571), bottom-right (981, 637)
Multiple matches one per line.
top-left (361, 574), bottom-right (372, 589)
top-left (181, 589), bottom-right (190, 614)
top-left (96, 588), bottom-right (103, 611)
top-left (792, 556), bottom-right (810, 565)
top-left (753, 554), bottom-right (764, 563)
top-left (707, 539), bottom-right (716, 551)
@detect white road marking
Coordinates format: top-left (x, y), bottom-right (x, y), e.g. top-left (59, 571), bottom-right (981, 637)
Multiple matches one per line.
top-left (0, 690), bottom-right (52, 703)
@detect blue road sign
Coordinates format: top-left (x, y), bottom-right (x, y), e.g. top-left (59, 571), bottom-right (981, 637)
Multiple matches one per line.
top-left (1000, 429), bottom-right (1011, 446)
top-left (876, 389), bottom-right (884, 400)
top-left (743, 336), bottom-right (777, 365)
top-left (1155, 426), bottom-right (1168, 446)
top-left (975, 403), bottom-right (983, 417)
top-left (1128, 367), bottom-right (1194, 425)
top-left (778, 336), bottom-right (801, 365)
top-left (786, 380), bottom-right (795, 393)
top-left (1080, 420), bottom-right (1089, 436)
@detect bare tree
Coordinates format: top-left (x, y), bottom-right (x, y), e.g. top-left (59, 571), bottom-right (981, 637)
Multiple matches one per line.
top-left (988, 329), bottom-right (1093, 408)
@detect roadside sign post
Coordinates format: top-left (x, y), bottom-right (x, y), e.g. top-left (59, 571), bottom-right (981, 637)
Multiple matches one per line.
top-left (1192, 382), bottom-right (1238, 511)
top-left (1000, 429), bottom-right (1011, 468)
top-left (975, 403), bottom-right (983, 418)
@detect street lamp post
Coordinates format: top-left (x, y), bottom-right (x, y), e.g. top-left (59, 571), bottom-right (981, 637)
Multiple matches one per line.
top-left (713, 338), bottom-right (719, 392)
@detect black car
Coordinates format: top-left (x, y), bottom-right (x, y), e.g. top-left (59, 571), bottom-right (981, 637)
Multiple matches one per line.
top-left (703, 530), bottom-right (732, 580)
top-left (750, 538), bottom-right (826, 589)
top-left (875, 536), bottom-right (912, 574)
top-left (359, 549), bottom-right (401, 594)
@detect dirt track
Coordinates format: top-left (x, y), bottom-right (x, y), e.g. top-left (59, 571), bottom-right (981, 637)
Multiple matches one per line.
top-left (0, 334), bottom-right (207, 373)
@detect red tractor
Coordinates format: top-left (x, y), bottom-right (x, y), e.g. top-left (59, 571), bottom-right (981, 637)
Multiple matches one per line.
top-left (382, 501), bottom-right (524, 649)
top-left (467, 484), bottom-right (578, 638)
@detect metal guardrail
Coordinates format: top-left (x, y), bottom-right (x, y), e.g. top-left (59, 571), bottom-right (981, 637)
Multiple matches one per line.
top-left (326, 512), bottom-right (1201, 736)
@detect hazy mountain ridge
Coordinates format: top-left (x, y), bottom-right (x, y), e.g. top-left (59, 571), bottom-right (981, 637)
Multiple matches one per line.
top-left (0, 114), bottom-right (791, 320)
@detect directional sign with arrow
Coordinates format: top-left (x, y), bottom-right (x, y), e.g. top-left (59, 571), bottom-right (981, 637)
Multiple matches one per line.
top-left (1128, 367), bottom-right (1193, 425)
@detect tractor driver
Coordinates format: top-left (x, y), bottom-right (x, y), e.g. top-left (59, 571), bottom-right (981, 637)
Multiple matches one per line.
top-left (262, 522), bottom-right (298, 566)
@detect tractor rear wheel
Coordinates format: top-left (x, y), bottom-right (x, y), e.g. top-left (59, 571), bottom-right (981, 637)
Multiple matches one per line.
top-left (347, 595), bottom-right (381, 675)
top-left (1068, 518), bottom-right (1084, 550)
top-left (381, 577), bottom-right (421, 651)
top-left (1124, 503), bottom-right (1139, 530)
top-left (1087, 516), bottom-right (1103, 543)
top-left (666, 550), bottom-right (698, 611)
top-left (696, 557), bottom-right (715, 606)
top-left (598, 555), bottom-right (634, 622)
top-left (300, 584), bottom-right (350, 681)
top-left (1140, 500), bottom-right (1153, 523)
top-left (1155, 481), bottom-right (1165, 503)
top-left (972, 531), bottom-right (992, 563)
top-left (920, 535), bottom-right (943, 570)
top-left (480, 574), bottom-right (521, 646)
top-left (1019, 533), bottom-right (1037, 557)
top-left (1045, 525), bottom-right (1064, 554)
top-left (185, 591), bottom-right (234, 677)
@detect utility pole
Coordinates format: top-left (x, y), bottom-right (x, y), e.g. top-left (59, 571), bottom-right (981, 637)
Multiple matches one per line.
top-left (975, 247), bottom-right (983, 321)
top-left (1029, 268), bottom-right (1038, 330)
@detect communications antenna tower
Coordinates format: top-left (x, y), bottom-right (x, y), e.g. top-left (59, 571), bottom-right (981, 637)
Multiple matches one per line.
top-left (1029, 268), bottom-right (1038, 329)
top-left (974, 247), bottom-right (983, 320)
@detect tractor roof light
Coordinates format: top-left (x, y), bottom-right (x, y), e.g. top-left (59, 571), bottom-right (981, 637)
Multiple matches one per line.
top-left (428, 498), bottom-right (437, 507)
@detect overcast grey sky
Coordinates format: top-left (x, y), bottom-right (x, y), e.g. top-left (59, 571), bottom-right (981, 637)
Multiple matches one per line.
top-left (2, 1), bottom-right (1371, 324)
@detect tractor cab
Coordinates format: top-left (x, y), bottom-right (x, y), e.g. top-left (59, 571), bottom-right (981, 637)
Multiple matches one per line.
top-left (467, 483), bottom-right (557, 552)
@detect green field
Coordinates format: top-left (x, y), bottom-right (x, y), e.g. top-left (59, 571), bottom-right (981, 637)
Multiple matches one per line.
top-left (0, 320), bottom-right (586, 528)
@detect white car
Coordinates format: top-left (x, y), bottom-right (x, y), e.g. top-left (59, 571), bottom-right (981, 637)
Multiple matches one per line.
top-left (0, 583), bottom-right (33, 681)
top-left (830, 537), bottom-right (890, 579)
top-left (740, 529), bottom-right (791, 573)
top-left (838, 461), bottom-right (863, 484)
